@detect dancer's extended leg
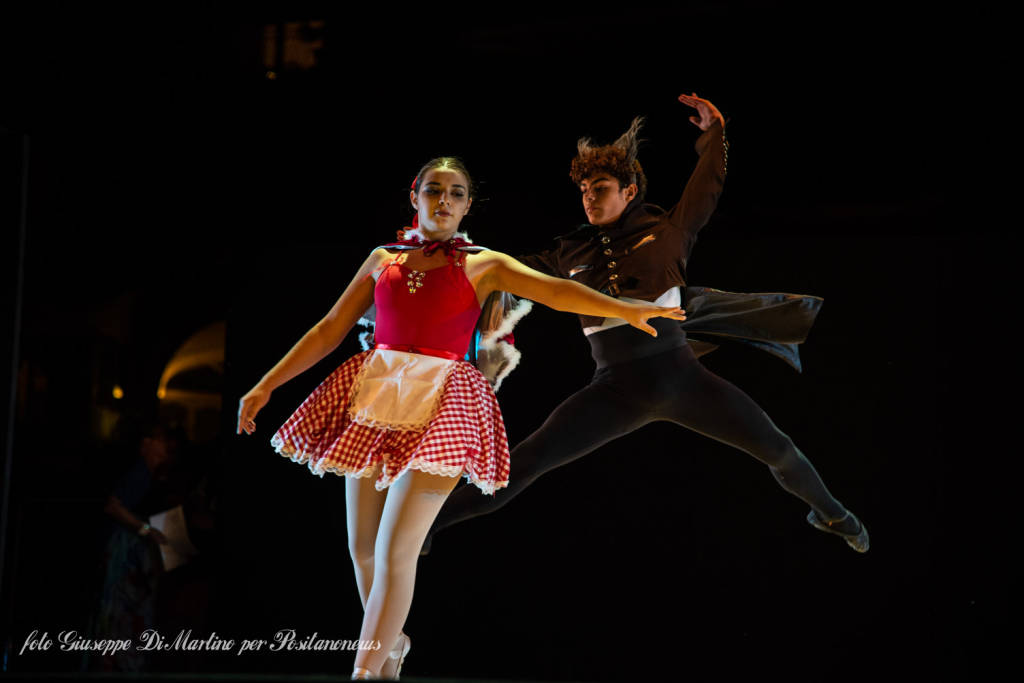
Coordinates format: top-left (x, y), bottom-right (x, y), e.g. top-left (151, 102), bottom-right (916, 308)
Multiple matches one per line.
top-left (653, 347), bottom-right (858, 533)
top-left (430, 342), bottom-right (860, 555)
top-left (351, 469), bottom-right (460, 676)
top-left (429, 371), bottom-right (651, 541)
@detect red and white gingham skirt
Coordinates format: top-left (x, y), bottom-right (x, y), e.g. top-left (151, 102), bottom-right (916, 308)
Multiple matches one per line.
top-left (270, 350), bottom-right (510, 494)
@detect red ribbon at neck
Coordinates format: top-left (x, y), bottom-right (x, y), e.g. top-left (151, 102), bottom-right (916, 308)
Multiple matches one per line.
top-left (385, 233), bottom-right (472, 257)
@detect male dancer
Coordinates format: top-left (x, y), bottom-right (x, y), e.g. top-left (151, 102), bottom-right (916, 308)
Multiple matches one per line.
top-left (425, 92), bottom-right (868, 553)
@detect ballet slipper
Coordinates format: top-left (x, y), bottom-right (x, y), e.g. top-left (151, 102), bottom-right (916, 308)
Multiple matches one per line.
top-left (807, 509), bottom-right (870, 553)
top-left (378, 632), bottom-right (411, 680)
top-left (351, 666), bottom-right (376, 679)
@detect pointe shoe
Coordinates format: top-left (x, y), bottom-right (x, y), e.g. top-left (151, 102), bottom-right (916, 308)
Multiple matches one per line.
top-left (807, 509), bottom-right (870, 553)
top-left (379, 632), bottom-right (411, 680)
top-left (351, 667), bottom-right (376, 680)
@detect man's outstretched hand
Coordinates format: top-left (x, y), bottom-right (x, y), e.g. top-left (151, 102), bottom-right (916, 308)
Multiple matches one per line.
top-left (678, 92), bottom-right (725, 131)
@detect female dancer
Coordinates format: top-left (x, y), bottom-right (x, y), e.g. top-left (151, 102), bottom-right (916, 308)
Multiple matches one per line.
top-left (424, 93), bottom-right (869, 556)
top-left (235, 157), bottom-right (685, 679)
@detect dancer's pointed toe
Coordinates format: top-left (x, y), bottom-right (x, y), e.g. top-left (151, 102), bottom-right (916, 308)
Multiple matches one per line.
top-left (379, 632), bottom-right (411, 680)
top-left (807, 509), bottom-right (869, 553)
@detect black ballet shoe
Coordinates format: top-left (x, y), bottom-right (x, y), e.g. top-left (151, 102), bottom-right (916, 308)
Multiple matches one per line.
top-left (807, 509), bottom-right (870, 553)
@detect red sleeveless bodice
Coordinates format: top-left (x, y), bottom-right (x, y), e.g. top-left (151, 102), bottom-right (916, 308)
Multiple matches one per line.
top-left (373, 259), bottom-right (481, 357)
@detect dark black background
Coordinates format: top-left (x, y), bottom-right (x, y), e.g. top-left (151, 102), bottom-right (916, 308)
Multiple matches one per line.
top-left (1, 3), bottom-right (1013, 681)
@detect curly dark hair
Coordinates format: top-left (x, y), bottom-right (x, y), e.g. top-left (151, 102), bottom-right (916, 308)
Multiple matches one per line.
top-left (570, 151), bottom-right (647, 202)
top-left (569, 117), bottom-right (647, 202)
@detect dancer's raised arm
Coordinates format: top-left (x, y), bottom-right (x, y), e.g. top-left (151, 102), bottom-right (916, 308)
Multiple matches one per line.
top-left (666, 92), bottom-right (729, 245)
top-left (236, 248), bottom-right (387, 435)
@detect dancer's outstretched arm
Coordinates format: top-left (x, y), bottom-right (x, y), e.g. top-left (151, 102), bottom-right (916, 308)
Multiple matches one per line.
top-left (667, 92), bottom-right (729, 245)
top-left (468, 251), bottom-right (686, 336)
top-left (236, 249), bottom-right (388, 435)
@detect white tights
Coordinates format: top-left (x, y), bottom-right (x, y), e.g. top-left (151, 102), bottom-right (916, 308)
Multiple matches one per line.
top-left (346, 464), bottom-right (459, 676)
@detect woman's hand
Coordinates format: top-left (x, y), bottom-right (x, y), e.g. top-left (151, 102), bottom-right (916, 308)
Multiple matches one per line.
top-left (237, 384), bottom-right (272, 436)
top-left (149, 528), bottom-right (170, 545)
top-left (620, 304), bottom-right (687, 337)
top-left (678, 92), bottom-right (725, 131)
